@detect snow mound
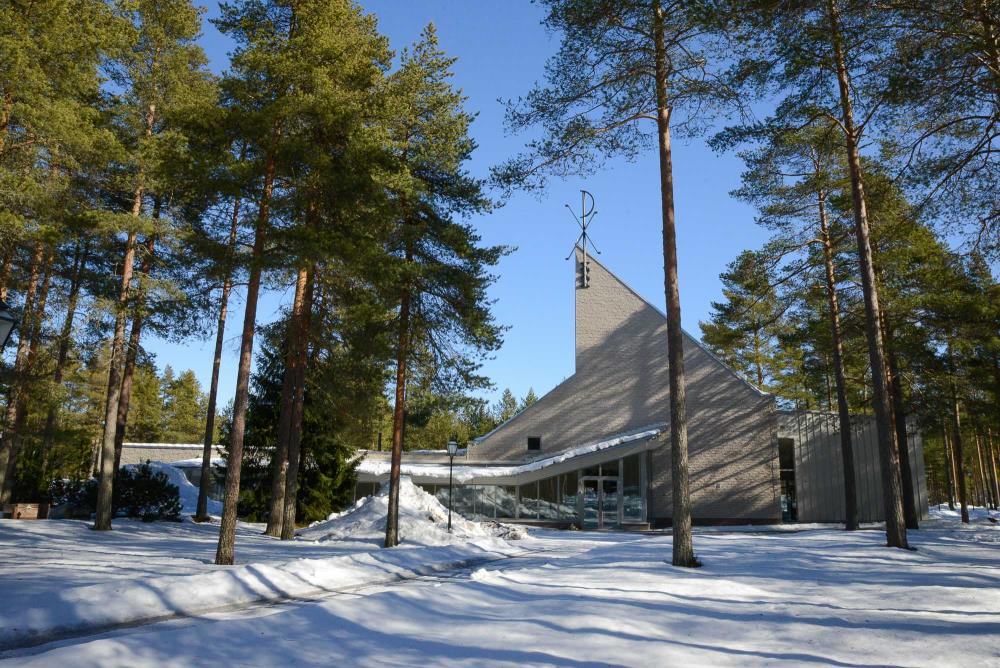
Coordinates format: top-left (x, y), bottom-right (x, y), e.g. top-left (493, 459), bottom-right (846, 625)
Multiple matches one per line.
top-left (928, 505), bottom-right (999, 525)
top-left (125, 461), bottom-right (223, 518)
top-left (298, 477), bottom-right (525, 546)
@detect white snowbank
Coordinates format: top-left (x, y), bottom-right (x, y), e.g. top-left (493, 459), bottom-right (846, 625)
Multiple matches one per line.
top-left (299, 477), bottom-right (527, 546)
top-left (927, 504), bottom-right (999, 524)
top-left (357, 428), bottom-right (662, 482)
top-left (0, 477), bottom-right (526, 649)
top-left (124, 461), bottom-right (223, 518)
top-left (0, 540), bottom-right (518, 650)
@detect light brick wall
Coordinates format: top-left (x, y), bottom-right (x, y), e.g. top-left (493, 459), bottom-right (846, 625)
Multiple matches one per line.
top-left (119, 443), bottom-right (222, 466)
top-left (474, 249), bottom-right (780, 523)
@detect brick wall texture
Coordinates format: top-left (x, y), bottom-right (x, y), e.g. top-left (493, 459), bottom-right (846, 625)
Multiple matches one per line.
top-left (474, 249), bottom-right (781, 522)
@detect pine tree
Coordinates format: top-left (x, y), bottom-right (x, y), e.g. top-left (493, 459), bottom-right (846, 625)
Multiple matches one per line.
top-left (162, 368), bottom-right (208, 442)
top-left (494, 389), bottom-right (520, 424)
top-left (0, 0), bottom-right (123, 498)
top-left (883, 1), bottom-right (1000, 256)
top-left (719, 0), bottom-right (910, 549)
top-left (700, 250), bottom-right (785, 390)
top-left (520, 388), bottom-right (539, 411)
top-left (382, 26), bottom-right (505, 548)
top-left (495, 0), bottom-right (737, 566)
top-left (93, 0), bottom-right (214, 531)
top-left (712, 120), bottom-right (862, 529)
top-left (212, 0), bottom-right (390, 560)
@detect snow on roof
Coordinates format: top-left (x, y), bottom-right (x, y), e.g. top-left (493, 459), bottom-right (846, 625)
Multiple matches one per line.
top-left (168, 457), bottom-right (226, 468)
top-left (122, 442), bottom-right (209, 450)
top-left (358, 427), bottom-right (662, 483)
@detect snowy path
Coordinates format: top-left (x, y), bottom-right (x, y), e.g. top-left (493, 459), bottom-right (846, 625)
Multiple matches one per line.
top-left (3, 523), bottom-right (999, 667)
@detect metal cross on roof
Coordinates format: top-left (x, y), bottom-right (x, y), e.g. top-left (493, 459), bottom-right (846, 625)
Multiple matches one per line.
top-left (565, 189), bottom-right (600, 287)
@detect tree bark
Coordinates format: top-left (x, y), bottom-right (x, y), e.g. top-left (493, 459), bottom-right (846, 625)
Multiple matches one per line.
top-left (0, 246), bottom-right (12, 301)
top-left (654, 0), bottom-right (696, 567)
top-left (93, 230), bottom-right (139, 530)
top-left (41, 239), bottom-right (88, 481)
top-left (113, 232), bottom-right (156, 475)
top-left (215, 150), bottom-right (275, 565)
top-left (974, 431), bottom-right (992, 509)
top-left (0, 241), bottom-right (45, 497)
top-left (280, 266), bottom-right (314, 540)
top-left (943, 428), bottom-right (955, 510)
top-left (826, 0), bottom-right (908, 548)
top-left (385, 244), bottom-right (413, 549)
top-left (265, 265), bottom-right (309, 537)
top-left (817, 194), bottom-right (858, 530)
top-left (885, 332), bottom-right (918, 528)
top-left (950, 388), bottom-right (969, 523)
top-left (195, 195), bottom-right (242, 522)
top-left (1, 249), bottom-right (52, 503)
top-left (94, 101), bottom-right (154, 531)
top-left (987, 427), bottom-right (999, 511)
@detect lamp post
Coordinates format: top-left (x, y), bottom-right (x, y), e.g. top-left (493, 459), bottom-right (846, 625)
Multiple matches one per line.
top-left (446, 438), bottom-right (459, 532)
top-left (0, 300), bottom-right (17, 352)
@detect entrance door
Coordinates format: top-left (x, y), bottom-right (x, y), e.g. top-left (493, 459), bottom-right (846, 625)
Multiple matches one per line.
top-left (601, 478), bottom-right (619, 528)
top-left (582, 478), bottom-right (600, 528)
top-left (580, 477), bottom-right (620, 529)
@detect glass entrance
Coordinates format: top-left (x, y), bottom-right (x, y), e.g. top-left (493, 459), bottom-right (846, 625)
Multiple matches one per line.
top-left (580, 477), bottom-right (619, 529)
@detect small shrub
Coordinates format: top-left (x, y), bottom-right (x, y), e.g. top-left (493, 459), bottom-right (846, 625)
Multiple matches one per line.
top-left (49, 462), bottom-right (182, 522)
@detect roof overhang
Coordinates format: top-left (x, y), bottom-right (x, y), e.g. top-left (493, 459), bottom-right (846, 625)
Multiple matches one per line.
top-left (356, 426), bottom-right (664, 486)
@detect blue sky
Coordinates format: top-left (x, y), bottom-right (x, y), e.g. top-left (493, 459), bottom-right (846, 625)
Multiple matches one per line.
top-left (147, 1), bottom-right (769, 408)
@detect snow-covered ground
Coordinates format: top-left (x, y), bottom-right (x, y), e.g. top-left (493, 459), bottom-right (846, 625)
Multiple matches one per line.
top-left (2, 497), bottom-right (999, 666)
top-left (0, 478), bottom-right (525, 649)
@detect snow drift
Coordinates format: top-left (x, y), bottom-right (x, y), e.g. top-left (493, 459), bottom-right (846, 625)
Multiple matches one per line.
top-left (299, 477), bottom-right (527, 545)
top-left (126, 461), bottom-right (223, 518)
top-left (0, 478), bottom-right (528, 650)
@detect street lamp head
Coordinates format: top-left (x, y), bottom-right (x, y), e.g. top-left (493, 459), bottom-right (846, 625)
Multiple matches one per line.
top-left (446, 439), bottom-right (459, 456)
top-left (0, 299), bottom-right (17, 351)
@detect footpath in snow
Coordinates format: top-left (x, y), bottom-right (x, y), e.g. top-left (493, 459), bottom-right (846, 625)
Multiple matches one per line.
top-left (0, 477), bottom-right (526, 650)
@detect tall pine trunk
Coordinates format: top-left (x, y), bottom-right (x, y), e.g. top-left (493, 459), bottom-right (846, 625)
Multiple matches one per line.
top-left (195, 196), bottom-right (242, 521)
top-left (943, 429), bottom-right (955, 510)
top-left (0, 242), bottom-right (45, 497)
top-left (385, 243), bottom-right (413, 549)
top-left (280, 266), bottom-right (313, 540)
top-left (826, 0), bottom-right (907, 548)
top-left (94, 102), bottom-right (154, 531)
top-left (215, 150), bottom-right (275, 565)
top-left (113, 233), bottom-right (156, 474)
top-left (0, 246), bottom-right (11, 301)
top-left (654, 0), bottom-right (696, 567)
top-left (950, 388), bottom-right (969, 523)
top-left (41, 240), bottom-right (88, 481)
top-left (265, 265), bottom-right (309, 537)
top-left (1, 249), bottom-right (52, 503)
top-left (986, 428), bottom-right (999, 510)
top-left (885, 331), bottom-right (918, 528)
top-left (974, 431), bottom-right (991, 508)
top-left (817, 194), bottom-right (858, 530)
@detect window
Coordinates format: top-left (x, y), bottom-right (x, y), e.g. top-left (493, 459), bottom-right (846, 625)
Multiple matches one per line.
top-left (527, 436), bottom-right (541, 451)
top-left (519, 482), bottom-right (539, 520)
top-left (622, 454), bottom-right (644, 523)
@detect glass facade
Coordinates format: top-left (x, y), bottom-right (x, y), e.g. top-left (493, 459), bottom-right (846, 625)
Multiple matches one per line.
top-left (358, 452), bottom-right (647, 528)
